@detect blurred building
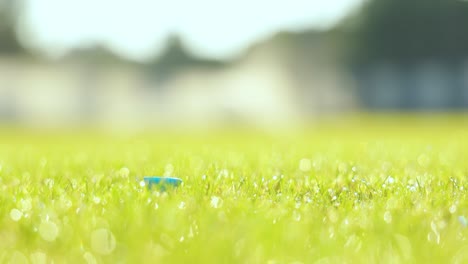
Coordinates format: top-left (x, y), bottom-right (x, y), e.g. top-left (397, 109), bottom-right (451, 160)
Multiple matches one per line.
top-left (0, 32), bottom-right (356, 128)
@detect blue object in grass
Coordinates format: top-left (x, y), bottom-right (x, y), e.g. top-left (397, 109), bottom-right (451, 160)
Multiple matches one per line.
top-left (144, 176), bottom-right (183, 191)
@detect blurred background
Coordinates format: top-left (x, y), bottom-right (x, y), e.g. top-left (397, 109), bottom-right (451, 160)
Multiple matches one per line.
top-left (1, 0), bottom-right (468, 129)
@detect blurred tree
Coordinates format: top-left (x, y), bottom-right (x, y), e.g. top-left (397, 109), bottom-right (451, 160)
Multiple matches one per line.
top-left (0, 0), bottom-right (25, 54)
top-left (146, 35), bottom-right (226, 84)
top-left (350, 0), bottom-right (468, 64)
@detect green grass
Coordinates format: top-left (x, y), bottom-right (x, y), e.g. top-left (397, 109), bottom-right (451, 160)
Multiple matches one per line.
top-left (0, 120), bottom-right (468, 263)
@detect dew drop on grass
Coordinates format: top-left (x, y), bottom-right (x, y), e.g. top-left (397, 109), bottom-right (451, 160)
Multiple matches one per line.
top-left (92, 196), bottom-right (101, 204)
top-left (39, 221), bottom-right (59, 242)
top-left (210, 196), bottom-right (222, 208)
top-left (178, 201), bottom-right (186, 210)
top-left (450, 205), bottom-right (457, 214)
top-left (384, 211), bottom-right (392, 223)
top-left (19, 198), bottom-right (32, 212)
top-left (61, 198), bottom-right (72, 211)
top-left (293, 211), bottom-right (301, 222)
top-left (44, 178), bottom-right (54, 189)
top-left (10, 208), bottom-right (23, 221)
top-left (386, 176), bottom-right (395, 184)
top-left (91, 228), bottom-right (116, 255)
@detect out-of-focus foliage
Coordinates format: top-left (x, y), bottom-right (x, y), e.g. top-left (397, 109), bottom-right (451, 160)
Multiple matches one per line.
top-left (146, 35), bottom-right (226, 83)
top-left (0, 0), bottom-right (25, 54)
top-left (350, 0), bottom-right (468, 64)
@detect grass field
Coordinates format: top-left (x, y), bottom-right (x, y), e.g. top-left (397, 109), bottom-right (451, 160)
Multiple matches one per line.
top-left (1, 119), bottom-right (468, 263)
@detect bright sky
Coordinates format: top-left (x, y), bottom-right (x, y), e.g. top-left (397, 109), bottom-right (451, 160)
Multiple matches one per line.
top-left (20, 0), bottom-right (362, 61)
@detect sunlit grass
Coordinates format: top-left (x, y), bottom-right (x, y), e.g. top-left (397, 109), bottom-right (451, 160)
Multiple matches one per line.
top-left (0, 119), bottom-right (468, 263)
